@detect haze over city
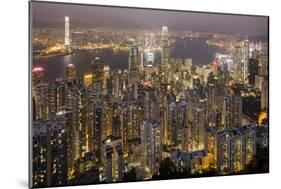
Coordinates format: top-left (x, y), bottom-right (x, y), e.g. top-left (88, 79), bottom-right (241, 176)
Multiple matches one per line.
top-left (32, 1), bottom-right (268, 37)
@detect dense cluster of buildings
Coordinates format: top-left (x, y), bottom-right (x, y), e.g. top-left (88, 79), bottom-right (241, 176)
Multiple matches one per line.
top-left (32, 18), bottom-right (269, 187)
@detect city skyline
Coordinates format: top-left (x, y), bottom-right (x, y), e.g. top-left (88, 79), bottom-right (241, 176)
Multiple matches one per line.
top-left (32, 1), bottom-right (268, 37)
top-left (31, 2), bottom-right (269, 188)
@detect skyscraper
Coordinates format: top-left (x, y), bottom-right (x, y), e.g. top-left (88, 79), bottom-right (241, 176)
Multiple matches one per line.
top-left (83, 73), bottom-right (93, 87)
top-left (103, 137), bottom-right (124, 182)
top-left (189, 103), bottom-right (206, 151)
top-left (219, 94), bottom-right (242, 129)
top-left (91, 57), bottom-right (103, 92)
top-left (32, 66), bottom-right (45, 121)
top-left (52, 109), bottom-right (74, 180)
top-left (261, 78), bottom-right (269, 111)
top-left (161, 26), bottom-right (169, 65)
top-left (49, 110), bottom-right (70, 186)
top-left (217, 130), bottom-right (232, 174)
top-left (233, 45), bottom-right (242, 83)
top-left (33, 83), bottom-right (50, 121)
top-left (32, 67), bottom-right (44, 86)
top-left (140, 119), bottom-right (162, 176)
top-left (32, 121), bottom-right (48, 187)
top-left (66, 64), bottom-right (76, 81)
top-left (144, 34), bottom-right (155, 68)
top-left (146, 52), bottom-right (154, 67)
top-left (64, 16), bottom-right (70, 49)
top-left (248, 58), bottom-right (259, 85)
top-left (129, 40), bottom-right (139, 72)
top-left (93, 102), bottom-right (103, 165)
top-left (241, 40), bottom-right (250, 83)
top-left (128, 40), bottom-right (139, 85)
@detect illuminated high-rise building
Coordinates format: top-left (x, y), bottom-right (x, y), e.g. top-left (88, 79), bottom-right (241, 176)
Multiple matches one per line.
top-left (177, 100), bottom-right (188, 147)
top-left (103, 66), bottom-right (110, 94)
top-left (189, 104), bottom-right (206, 151)
top-left (83, 73), bottom-right (93, 87)
top-left (230, 129), bottom-right (244, 173)
top-left (241, 40), bottom-right (250, 83)
top-left (32, 67), bottom-right (46, 121)
top-left (112, 70), bottom-right (122, 97)
top-left (66, 64), bottom-right (76, 81)
top-left (261, 78), bottom-right (269, 111)
top-left (161, 26), bottom-right (169, 65)
top-left (233, 45), bottom-right (242, 83)
top-left (217, 130), bottom-right (232, 174)
top-left (167, 101), bottom-right (177, 145)
top-left (117, 100), bottom-right (141, 149)
top-left (248, 58), bottom-right (259, 85)
top-left (48, 110), bottom-right (70, 186)
top-left (32, 67), bottom-right (44, 86)
top-left (93, 102), bottom-right (103, 165)
top-left (243, 127), bottom-right (256, 164)
top-left (259, 49), bottom-right (268, 76)
top-left (143, 34), bottom-right (155, 68)
top-left (78, 88), bottom-right (89, 157)
top-left (128, 40), bottom-right (139, 85)
top-left (64, 16), bottom-right (70, 49)
top-left (52, 108), bottom-right (74, 180)
top-left (65, 83), bottom-right (86, 162)
top-left (255, 75), bottom-right (264, 90)
top-left (205, 128), bottom-right (218, 170)
top-left (48, 82), bottom-right (58, 116)
top-left (218, 94), bottom-right (242, 129)
top-left (56, 81), bottom-right (67, 110)
top-left (118, 101), bottom-right (130, 156)
top-left (145, 52), bottom-right (154, 67)
top-left (128, 40), bottom-right (139, 72)
top-left (159, 94), bottom-right (169, 146)
top-left (91, 57), bottom-right (103, 92)
top-left (206, 83), bottom-right (219, 128)
top-left (103, 137), bottom-right (124, 182)
top-left (33, 83), bottom-right (50, 121)
top-left (230, 94), bottom-right (242, 127)
top-left (102, 101), bottom-right (113, 140)
top-left (33, 81), bottom-right (67, 121)
top-left (32, 121), bottom-right (48, 187)
top-left (166, 99), bottom-right (188, 148)
top-left (207, 126), bottom-right (256, 174)
top-left (83, 91), bottom-right (95, 154)
top-left (140, 119), bottom-right (162, 176)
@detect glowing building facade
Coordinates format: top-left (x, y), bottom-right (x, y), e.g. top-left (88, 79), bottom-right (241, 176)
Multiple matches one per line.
top-left (103, 137), bottom-right (124, 182)
top-left (66, 64), bottom-right (76, 81)
top-left (140, 119), bottom-right (162, 177)
top-left (65, 16), bottom-right (70, 49)
top-left (161, 26), bottom-right (169, 65)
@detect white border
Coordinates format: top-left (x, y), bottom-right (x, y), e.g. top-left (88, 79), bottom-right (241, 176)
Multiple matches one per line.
top-left (0, 0), bottom-right (280, 188)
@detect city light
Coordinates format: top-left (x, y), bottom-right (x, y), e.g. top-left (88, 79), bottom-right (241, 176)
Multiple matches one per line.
top-left (31, 4), bottom-right (269, 188)
top-left (32, 67), bottom-right (44, 72)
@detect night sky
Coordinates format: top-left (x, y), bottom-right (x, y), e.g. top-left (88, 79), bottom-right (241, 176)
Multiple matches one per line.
top-left (32, 1), bottom-right (268, 37)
